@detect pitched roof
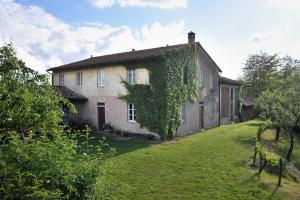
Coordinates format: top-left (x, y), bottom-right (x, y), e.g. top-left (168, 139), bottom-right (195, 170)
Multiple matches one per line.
top-left (47, 42), bottom-right (222, 72)
top-left (220, 76), bottom-right (242, 86)
top-left (54, 86), bottom-right (88, 101)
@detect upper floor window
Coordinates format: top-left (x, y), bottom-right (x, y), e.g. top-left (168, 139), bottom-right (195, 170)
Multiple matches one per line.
top-left (183, 66), bottom-right (188, 84)
top-left (59, 73), bottom-right (64, 86)
top-left (209, 72), bottom-right (214, 89)
top-left (76, 72), bottom-right (82, 87)
top-left (128, 103), bottom-right (136, 122)
top-left (180, 103), bottom-right (186, 122)
top-left (199, 70), bottom-right (204, 88)
top-left (97, 68), bottom-right (104, 87)
top-left (128, 69), bottom-right (136, 84)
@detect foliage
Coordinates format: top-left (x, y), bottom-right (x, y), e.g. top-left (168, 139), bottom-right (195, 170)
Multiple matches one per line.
top-left (120, 44), bottom-right (199, 139)
top-left (251, 52), bottom-right (300, 161)
top-left (255, 124), bottom-right (281, 167)
top-left (0, 127), bottom-right (115, 199)
top-left (242, 52), bottom-right (280, 97)
top-left (0, 43), bottom-right (74, 134)
top-left (0, 43), bottom-right (116, 199)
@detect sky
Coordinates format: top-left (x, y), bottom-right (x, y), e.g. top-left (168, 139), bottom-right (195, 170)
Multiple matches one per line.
top-left (1, 0), bottom-right (299, 79)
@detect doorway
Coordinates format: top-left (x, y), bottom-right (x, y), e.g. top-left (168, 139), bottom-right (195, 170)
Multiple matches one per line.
top-left (199, 102), bottom-right (204, 129)
top-left (97, 102), bottom-right (105, 130)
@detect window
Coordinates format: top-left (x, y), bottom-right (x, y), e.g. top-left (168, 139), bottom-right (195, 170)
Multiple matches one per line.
top-left (199, 70), bottom-right (204, 88)
top-left (180, 103), bottom-right (186, 122)
top-left (128, 69), bottom-right (136, 84)
top-left (209, 72), bottom-right (214, 89)
top-left (76, 72), bottom-right (82, 86)
top-left (59, 73), bottom-right (64, 86)
top-left (128, 103), bottom-right (136, 122)
top-left (97, 68), bottom-right (104, 86)
top-left (210, 102), bottom-right (215, 119)
top-left (183, 66), bottom-right (188, 84)
top-left (62, 106), bottom-right (68, 122)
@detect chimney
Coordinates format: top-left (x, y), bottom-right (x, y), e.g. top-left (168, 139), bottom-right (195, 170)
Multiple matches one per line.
top-left (188, 31), bottom-right (195, 44)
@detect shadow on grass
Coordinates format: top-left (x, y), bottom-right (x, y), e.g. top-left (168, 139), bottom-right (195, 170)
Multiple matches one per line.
top-left (234, 135), bottom-right (256, 149)
top-left (268, 186), bottom-right (279, 200)
top-left (91, 133), bottom-right (158, 156)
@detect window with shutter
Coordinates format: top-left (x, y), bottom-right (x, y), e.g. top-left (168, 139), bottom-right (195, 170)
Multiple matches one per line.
top-left (97, 68), bottom-right (104, 87)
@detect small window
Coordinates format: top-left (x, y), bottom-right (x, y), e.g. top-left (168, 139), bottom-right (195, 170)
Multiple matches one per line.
top-left (183, 66), bottom-right (188, 84)
top-left (76, 72), bottom-right (82, 87)
top-left (59, 73), bottom-right (64, 86)
top-left (128, 69), bottom-right (136, 84)
top-left (128, 103), bottom-right (136, 122)
top-left (209, 72), bottom-right (214, 89)
top-left (97, 68), bottom-right (104, 87)
top-left (180, 104), bottom-right (186, 122)
top-left (199, 70), bottom-right (204, 88)
top-left (210, 102), bottom-right (215, 119)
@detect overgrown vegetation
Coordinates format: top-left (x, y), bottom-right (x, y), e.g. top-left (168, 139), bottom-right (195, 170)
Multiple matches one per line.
top-left (120, 44), bottom-right (199, 140)
top-left (0, 44), bottom-right (114, 199)
top-left (241, 52), bottom-right (300, 161)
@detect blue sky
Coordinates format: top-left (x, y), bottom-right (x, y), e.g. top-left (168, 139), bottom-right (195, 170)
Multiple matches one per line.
top-left (1, 0), bottom-right (299, 78)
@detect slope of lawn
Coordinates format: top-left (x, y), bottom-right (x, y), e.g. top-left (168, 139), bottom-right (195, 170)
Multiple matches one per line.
top-left (98, 121), bottom-right (300, 200)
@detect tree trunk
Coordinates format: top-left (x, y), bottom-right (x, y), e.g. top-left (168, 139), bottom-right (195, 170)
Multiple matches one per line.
top-left (275, 127), bottom-right (280, 141)
top-left (253, 147), bottom-right (257, 166)
top-left (257, 158), bottom-right (267, 175)
top-left (286, 131), bottom-right (294, 162)
top-left (278, 158), bottom-right (283, 187)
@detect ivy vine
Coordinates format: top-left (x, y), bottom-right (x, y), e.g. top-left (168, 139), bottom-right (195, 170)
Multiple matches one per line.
top-left (119, 44), bottom-right (200, 140)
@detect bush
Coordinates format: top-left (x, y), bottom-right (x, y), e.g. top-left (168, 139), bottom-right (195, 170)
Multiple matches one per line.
top-left (67, 119), bottom-right (96, 132)
top-left (0, 127), bottom-right (115, 199)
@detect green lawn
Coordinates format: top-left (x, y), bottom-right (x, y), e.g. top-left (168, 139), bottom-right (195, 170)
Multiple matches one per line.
top-left (97, 121), bottom-right (300, 200)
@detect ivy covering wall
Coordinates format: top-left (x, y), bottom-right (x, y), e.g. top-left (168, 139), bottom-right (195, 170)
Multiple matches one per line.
top-left (120, 44), bottom-right (200, 140)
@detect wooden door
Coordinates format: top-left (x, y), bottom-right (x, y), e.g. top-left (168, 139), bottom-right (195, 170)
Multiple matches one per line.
top-left (199, 104), bottom-right (204, 129)
top-left (98, 105), bottom-right (105, 130)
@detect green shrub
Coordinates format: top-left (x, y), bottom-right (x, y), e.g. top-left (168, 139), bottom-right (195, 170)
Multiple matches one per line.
top-left (0, 127), bottom-right (115, 199)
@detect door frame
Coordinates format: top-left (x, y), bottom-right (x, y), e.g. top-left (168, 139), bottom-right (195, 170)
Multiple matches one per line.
top-left (97, 102), bottom-right (105, 130)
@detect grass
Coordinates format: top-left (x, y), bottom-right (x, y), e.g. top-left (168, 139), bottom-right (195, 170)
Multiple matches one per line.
top-left (95, 121), bottom-right (300, 200)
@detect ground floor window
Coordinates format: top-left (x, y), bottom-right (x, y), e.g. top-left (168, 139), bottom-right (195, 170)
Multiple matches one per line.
top-left (62, 106), bottom-right (69, 122)
top-left (210, 102), bottom-right (215, 120)
top-left (128, 103), bottom-right (136, 122)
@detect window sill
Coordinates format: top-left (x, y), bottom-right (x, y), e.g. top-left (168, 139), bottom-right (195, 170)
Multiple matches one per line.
top-left (97, 85), bottom-right (105, 87)
top-left (128, 120), bottom-right (136, 123)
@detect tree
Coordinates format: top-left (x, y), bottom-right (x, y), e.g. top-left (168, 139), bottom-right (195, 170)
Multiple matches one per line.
top-left (242, 52), bottom-right (280, 97)
top-left (0, 43), bottom-right (73, 135)
top-left (0, 43), bottom-right (114, 199)
top-left (255, 87), bottom-right (300, 161)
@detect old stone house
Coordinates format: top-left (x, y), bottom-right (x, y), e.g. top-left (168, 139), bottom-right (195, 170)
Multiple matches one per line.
top-left (47, 32), bottom-right (241, 137)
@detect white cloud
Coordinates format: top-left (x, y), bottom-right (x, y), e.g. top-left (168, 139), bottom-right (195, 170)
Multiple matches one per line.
top-left (88, 0), bottom-right (187, 9)
top-left (247, 23), bottom-right (300, 59)
top-left (267, 0), bottom-right (300, 10)
top-left (0, 0), bottom-right (186, 72)
top-left (88, 0), bottom-right (115, 8)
